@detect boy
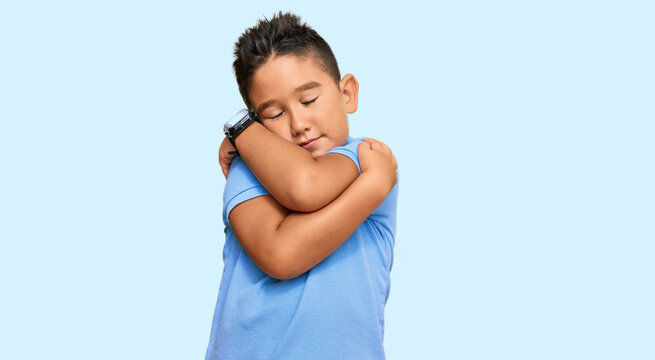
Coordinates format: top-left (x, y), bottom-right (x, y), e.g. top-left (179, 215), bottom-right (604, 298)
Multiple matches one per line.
top-left (205, 12), bottom-right (398, 360)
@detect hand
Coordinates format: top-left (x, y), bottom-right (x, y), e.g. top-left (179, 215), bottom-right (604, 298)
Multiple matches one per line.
top-left (219, 137), bottom-right (237, 178)
top-left (358, 138), bottom-right (398, 192)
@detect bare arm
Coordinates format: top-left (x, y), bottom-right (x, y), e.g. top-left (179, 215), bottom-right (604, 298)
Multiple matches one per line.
top-left (229, 139), bottom-right (397, 280)
top-left (221, 122), bottom-right (359, 212)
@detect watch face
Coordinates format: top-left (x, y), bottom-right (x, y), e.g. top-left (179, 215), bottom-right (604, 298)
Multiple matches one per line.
top-left (226, 109), bottom-right (250, 128)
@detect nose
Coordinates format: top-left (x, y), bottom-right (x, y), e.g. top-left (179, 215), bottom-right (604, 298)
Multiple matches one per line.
top-left (288, 109), bottom-right (311, 137)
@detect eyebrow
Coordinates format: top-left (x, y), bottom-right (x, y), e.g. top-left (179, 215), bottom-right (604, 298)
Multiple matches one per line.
top-left (295, 81), bottom-right (321, 93)
top-left (256, 81), bottom-right (322, 114)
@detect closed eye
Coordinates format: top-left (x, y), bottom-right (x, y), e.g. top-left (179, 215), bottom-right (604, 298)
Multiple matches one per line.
top-left (302, 97), bottom-right (318, 105)
top-left (265, 111), bottom-right (283, 120)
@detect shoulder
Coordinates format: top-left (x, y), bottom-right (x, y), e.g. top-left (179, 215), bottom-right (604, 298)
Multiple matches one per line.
top-left (322, 137), bottom-right (366, 173)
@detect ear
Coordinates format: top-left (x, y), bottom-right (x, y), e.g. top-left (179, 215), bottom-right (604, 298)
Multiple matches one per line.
top-left (339, 74), bottom-right (359, 114)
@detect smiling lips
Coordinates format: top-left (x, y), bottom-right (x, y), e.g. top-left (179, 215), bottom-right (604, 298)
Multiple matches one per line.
top-left (299, 137), bottom-right (319, 149)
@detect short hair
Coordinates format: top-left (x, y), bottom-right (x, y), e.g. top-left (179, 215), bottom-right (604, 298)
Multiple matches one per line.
top-left (233, 11), bottom-right (341, 110)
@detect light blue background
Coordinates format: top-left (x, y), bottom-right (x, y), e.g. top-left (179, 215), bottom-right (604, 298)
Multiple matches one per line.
top-left (1, 1), bottom-right (653, 359)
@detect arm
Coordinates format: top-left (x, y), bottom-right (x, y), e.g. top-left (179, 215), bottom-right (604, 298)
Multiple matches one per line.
top-left (229, 139), bottom-right (397, 280)
top-left (220, 122), bottom-right (359, 212)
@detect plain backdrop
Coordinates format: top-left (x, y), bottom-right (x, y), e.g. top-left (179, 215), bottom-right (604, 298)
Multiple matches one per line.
top-left (1, 1), bottom-right (653, 359)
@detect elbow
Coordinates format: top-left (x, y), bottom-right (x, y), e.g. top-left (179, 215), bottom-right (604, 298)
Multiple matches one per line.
top-left (265, 268), bottom-right (302, 281)
top-left (241, 227), bottom-right (306, 280)
top-left (283, 174), bottom-right (323, 213)
top-left (259, 248), bottom-right (305, 280)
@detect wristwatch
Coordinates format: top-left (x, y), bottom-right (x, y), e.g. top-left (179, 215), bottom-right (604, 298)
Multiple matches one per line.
top-left (223, 109), bottom-right (260, 149)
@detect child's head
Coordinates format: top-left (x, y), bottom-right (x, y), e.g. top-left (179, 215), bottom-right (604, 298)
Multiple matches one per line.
top-left (233, 12), bottom-right (359, 157)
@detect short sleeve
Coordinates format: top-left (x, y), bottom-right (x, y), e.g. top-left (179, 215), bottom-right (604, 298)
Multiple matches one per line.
top-left (323, 137), bottom-right (364, 174)
top-left (222, 157), bottom-right (269, 227)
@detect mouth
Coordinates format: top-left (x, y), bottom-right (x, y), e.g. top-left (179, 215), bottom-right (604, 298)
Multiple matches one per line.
top-left (298, 137), bottom-right (320, 150)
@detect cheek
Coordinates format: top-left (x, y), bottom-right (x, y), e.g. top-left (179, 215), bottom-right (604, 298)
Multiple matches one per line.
top-left (322, 98), bottom-right (342, 123)
top-left (263, 121), bottom-right (292, 141)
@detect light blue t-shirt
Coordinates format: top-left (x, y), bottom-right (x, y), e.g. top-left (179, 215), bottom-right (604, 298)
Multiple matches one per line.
top-left (205, 137), bottom-right (399, 360)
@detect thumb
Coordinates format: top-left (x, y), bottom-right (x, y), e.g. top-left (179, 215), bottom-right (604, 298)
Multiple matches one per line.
top-left (358, 140), bottom-right (372, 151)
top-left (357, 141), bottom-right (370, 156)
top-left (220, 162), bottom-right (230, 179)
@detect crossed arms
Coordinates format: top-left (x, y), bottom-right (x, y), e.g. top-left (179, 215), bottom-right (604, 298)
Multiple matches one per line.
top-left (220, 122), bottom-right (397, 279)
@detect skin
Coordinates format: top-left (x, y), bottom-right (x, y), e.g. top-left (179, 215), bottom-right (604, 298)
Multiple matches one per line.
top-left (230, 139), bottom-right (397, 279)
top-left (221, 54), bottom-right (364, 212)
top-left (221, 54), bottom-right (397, 279)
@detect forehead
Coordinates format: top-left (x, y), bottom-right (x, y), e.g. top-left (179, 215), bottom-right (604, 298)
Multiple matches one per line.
top-left (249, 55), bottom-right (336, 105)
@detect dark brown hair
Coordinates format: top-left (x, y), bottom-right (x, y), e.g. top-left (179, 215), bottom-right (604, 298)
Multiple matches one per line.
top-left (233, 11), bottom-right (341, 109)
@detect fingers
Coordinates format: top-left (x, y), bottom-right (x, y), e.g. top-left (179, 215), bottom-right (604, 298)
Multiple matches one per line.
top-left (219, 151), bottom-right (236, 163)
top-left (358, 140), bottom-right (372, 153)
top-left (219, 137), bottom-right (236, 157)
top-left (219, 153), bottom-right (231, 178)
top-left (219, 137), bottom-right (236, 179)
top-left (364, 138), bottom-right (393, 155)
top-left (220, 136), bottom-right (235, 150)
top-left (363, 138), bottom-right (397, 169)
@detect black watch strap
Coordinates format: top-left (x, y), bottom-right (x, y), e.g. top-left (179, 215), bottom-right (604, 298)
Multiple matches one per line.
top-left (224, 110), bottom-right (261, 153)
